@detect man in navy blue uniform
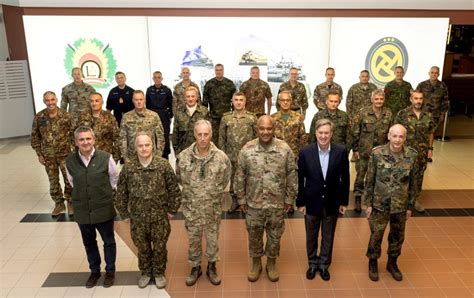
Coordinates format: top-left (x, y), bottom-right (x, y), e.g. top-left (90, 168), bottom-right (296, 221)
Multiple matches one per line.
top-left (106, 71), bottom-right (134, 127)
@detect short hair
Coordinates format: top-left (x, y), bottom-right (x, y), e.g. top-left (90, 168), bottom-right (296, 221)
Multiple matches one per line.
top-left (43, 91), bottom-right (56, 100)
top-left (360, 70), bottom-right (370, 75)
top-left (289, 67), bottom-right (299, 72)
top-left (74, 125), bottom-right (95, 139)
top-left (411, 89), bottom-right (424, 98)
top-left (395, 66), bottom-right (404, 72)
top-left (251, 66), bottom-right (260, 72)
top-left (134, 131), bottom-right (153, 147)
top-left (89, 92), bottom-right (103, 100)
top-left (257, 115), bottom-right (275, 127)
top-left (326, 67), bottom-right (335, 73)
top-left (181, 66), bottom-right (190, 72)
top-left (133, 90), bottom-right (144, 97)
top-left (215, 63), bottom-right (224, 69)
top-left (71, 67), bottom-right (81, 74)
top-left (278, 90), bottom-right (292, 100)
top-left (115, 71), bottom-right (125, 77)
top-left (233, 91), bottom-right (246, 99)
top-left (185, 86), bottom-right (198, 95)
top-left (371, 89), bottom-right (385, 99)
top-left (314, 118), bottom-right (334, 132)
top-left (153, 71), bottom-right (162, 76)
top-left (430, 66), bottom-right (440, 72)
top-left (327, 90), bottom-right (341, 98)
top-left (194, 119), bottom-right (212, 136)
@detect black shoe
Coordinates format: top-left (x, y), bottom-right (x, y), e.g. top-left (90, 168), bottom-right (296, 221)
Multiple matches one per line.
top-left (387, 257), bottom-right (403, 281)
top-left (369, 259), bottom-right (379, 281)
top-left (306, 267), bottom-right (317, 280)
top-left (287, 207), bottom-right (295, 214)
top-left (103, 272), bottom-right (115, 288)
top-left (85, 272), bottom-right (101, 288)
top-left (427, 157), bottom-right (433, 163)
top-left (319, 268), bottom-right (330, 281)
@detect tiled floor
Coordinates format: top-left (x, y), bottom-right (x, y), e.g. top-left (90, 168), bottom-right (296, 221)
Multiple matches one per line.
top-left (0, 121), bottom-right (473, 297)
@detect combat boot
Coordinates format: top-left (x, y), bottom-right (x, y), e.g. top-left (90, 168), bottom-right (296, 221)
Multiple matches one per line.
top-left (354, 195), bottom-right (362, 213)
top-left (185, 265), bottom-right (202, 286)
top-left (247, 257), bottom-right (262, 282)
top-left (368, 258), bottom-right (379, 281)
top-left (386, 256), bottom-right (403, 281)
top-left (266, 257), bottom-right (279, 282)
top-left (414, 201), bottom-right (425, 213)
top-left (51, 202), bottom-right (66, 216)
top-left (154, 274), bottom-right (167, 289)
top-left (66, 201), bottom-right (74, 216)
top-left (227, 194), bottom-right (239, 214)
top-left (206, 262), bottom-right (221, 285)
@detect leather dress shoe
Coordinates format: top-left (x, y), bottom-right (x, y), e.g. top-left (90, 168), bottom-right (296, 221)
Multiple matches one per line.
top-left (85, 272), bottom-right (101, 288)
top-left (306, 267), bottom-right (317, 280)
top-left (319, 268), bottom-right (330, 281)
top-left (103, 272), bottom-right (115, 288)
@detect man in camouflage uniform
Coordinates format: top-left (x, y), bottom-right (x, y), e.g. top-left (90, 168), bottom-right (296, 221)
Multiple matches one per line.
top-left (278, 67), bottom-right (308, 118)
top-left (309, 90), bottom-right (349, 149)
top-left (203, 64), bottom-right (236, 143)
top-left (365, 124), bottom-right (418, 282)
top-left (61, 67), bottom-right (96, 126)
top-left (352, 89), bottom-right (392, 212)
top-left (313, 67), bottom-right (343, 110)
top-left (173, 67), bottom-right (201, 113)
top-left (31, 91), bottom-right (74, 216)
top-left (218, 92), bottom-right (257, 214)
top-left (394, 90), bottom-right (435, 213)
top-left (116, 133), bottom-right (181, 289)
top-left (119, 90), bottom-right (165, 163)
top-left (417, 66), bottom-right (449, 162)
top-left (106, 71), bottom-right (135, 127)
top-left (177, 120), bottom-right (231, 287)
top-left (234, 115), bottom-right (297, 283)
top-left (172, 87), bottom-right (209, 156)
top-left (239, 66), bottom-right (272, 118)
top-left (78, 92), bottom-right (120, 161)
top-left (384, 66), bottom-right (413, 118)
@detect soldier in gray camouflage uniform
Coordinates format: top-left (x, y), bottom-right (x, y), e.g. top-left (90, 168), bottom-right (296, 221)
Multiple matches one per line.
top-left (365, 124), bottom-right (418, 282)
top-left (173, 67), bottom-right (202, 113)
top-left (116, 133), bottom-right (181, 289)
top-left (352, 89), bottom-right (392, 212)
top-left (61, 67), bottom-right (96, 126)
top-left (218, 92), bottom-right (257, 213)
top-left (203, 64), bottom-right (236, 143)
top-left (31, 91), bottom-right (74, 216)
top-left (239, 66), bottom-right (272, 118)
top-left (313, 67), bottom-right (343, 110)
top-left (119, 90), bottom-right (165, 163)
top-left (277, 67), bottom-right (308, 117)
top-left (234, 115), bottom-right (297, 283)
top-left (177, 120), bottom-right (231, 287)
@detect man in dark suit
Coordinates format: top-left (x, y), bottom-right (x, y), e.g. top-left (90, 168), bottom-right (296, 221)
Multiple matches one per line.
top-left (296, 118), bottom-right (350, 281)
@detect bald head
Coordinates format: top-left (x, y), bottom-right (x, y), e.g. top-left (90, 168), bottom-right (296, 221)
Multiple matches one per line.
top-left (257, 115), bottom-right (275, 145)
top-left (388, 124), bottom-right (407, 152)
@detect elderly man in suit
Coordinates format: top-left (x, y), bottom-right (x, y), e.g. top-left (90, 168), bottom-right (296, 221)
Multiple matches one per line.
top-left (296, 118), bottom-right (350, 281)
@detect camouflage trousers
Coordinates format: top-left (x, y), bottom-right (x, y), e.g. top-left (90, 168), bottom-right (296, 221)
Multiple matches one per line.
top-left (210, 117), bottom-right (222, 145)
top-left (414, 152), bottom-right (428, 196)
top-left (246, 207), bottom-right (285, 258)
top-left (130, 217), bottom-right (171, 276)
top-left (43, 156), bottom-right (72, 203)
top-left (229, 160), bottom-right (237, 194)
top-left (185, 218), bottom-right (221, 267)
top-left (366, 209), bottom-right (407, 259)
top-left (354, 157), bottom-right (370, 197)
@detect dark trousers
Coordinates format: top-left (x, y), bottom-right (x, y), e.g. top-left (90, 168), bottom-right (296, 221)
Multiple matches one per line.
top-left (304, 209), bottom-right (338, 269)
top-left (156, 110), bottom-right (171, 159)
top-left (78, 219), bottom-right (116, 273)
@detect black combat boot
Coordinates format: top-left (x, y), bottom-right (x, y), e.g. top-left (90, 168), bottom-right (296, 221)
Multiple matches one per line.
top-left (206, 262), bottom-right (221, 285)
top-left (354, 195), bottom-right (362, 213)
top-left (227, 194), bottom-right (239, 214)
top-left (386, 256), bottom-right (403, 281)
top-left (185, 265), bottom-right (202, 286)
top-left (368, 258), bottom-right (379, 281)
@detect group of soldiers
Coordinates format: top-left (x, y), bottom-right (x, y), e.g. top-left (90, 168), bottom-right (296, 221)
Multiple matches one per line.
top-left (31, 62), bottom-right (448, 287)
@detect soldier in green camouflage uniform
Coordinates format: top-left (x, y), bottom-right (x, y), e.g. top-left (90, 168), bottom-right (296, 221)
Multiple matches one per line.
top-left (61, 67), bottom-right (96, 126)
top-left (352, 89), bottom-right (392, 212)
top-left (116, 133), bottom-right (181, 289)
top-left (173, 67), bottom-right (201, 113)
top-left (346, 70), bottom-right (378, 118)
top-left (309, 91), bottom-right (349, 148)
top-left (172, 87), bottom-right (209, 156)
top-left (384, 66), bottom-right (413, 118)
top-left (218, 92), bottom-right (257, 213)
top-left (239, 66), bottom-right (272, 117)
top-left (77, 92), bottom-right (120, 161)
top-left (277, 67), bottom-right (308, 117)
top-left (177, 120), bottom-right (231, 287)
top-left (313, 67), bottom-right (343, 110)
top-left (234, 116), bottom-right (297, 283)
top-left (119, 90), bottom-right (165, 163)
top-left (202, 64), bottom-right (236, 143)
top-left (364, 124), bottom-right (418, 282)
top-left (394, 90), bottom-right (435, 212)
top-left (31, 91), bottom-right (74, 216)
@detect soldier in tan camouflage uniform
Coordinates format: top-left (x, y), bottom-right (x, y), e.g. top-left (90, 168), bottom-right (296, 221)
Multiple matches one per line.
top-left (119, 90), bottom-right (165, 163)
top-left (384, 66), bottom-right (413, 118)
top-left (31, 91), bottom-right (74, 216)
top-left (309, 90), bottom-right (349, 149)
top-left (365, 124), bottom-right (418, 282)
top-left (61, 67), bottom-right (96, 126)
top-left (277, 67), bottom-right (308, 118)
top-left (173, 67), bottom-right (201, 113)
top-left (352, 89), bottom-right (392, 212)
top-left (77, 92), bottom-right (120, 161)
top-left (239, 66), bottom-right (272, 118)
top-left (172, 87), bottom-right (209, 156)
top-left (394, 90), bottom-right (435, 213)
top-left (234, 115), bottom-right (297, 283)
top-left (313, 67), bottom-right (343, 110)
top-left (177, 120), bottom-right (231, 287)
top-left (203, 64), bottom-right (236, 143)
top-left (116, 133), bottom-right (181, 289)
top-left (218, 92), bottom-right (257, 213)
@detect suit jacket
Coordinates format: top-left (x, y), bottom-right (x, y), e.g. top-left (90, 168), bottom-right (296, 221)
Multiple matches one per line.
top-left (296, 142), bottom-right (349, 216)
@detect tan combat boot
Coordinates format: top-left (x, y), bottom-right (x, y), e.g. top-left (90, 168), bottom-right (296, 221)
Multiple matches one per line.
top-left (185, 265), bottom-right (202, 286)
top-left (247, 257), bottom-right (262, 282)
top-left (66, 201), bottom-right (74, 216)
top-left (206, 262), bottom-right (221, 285)
top-left (266, 257), bottom-right (279, 282)
top-left (51, 202), bottom-right (66, 216)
